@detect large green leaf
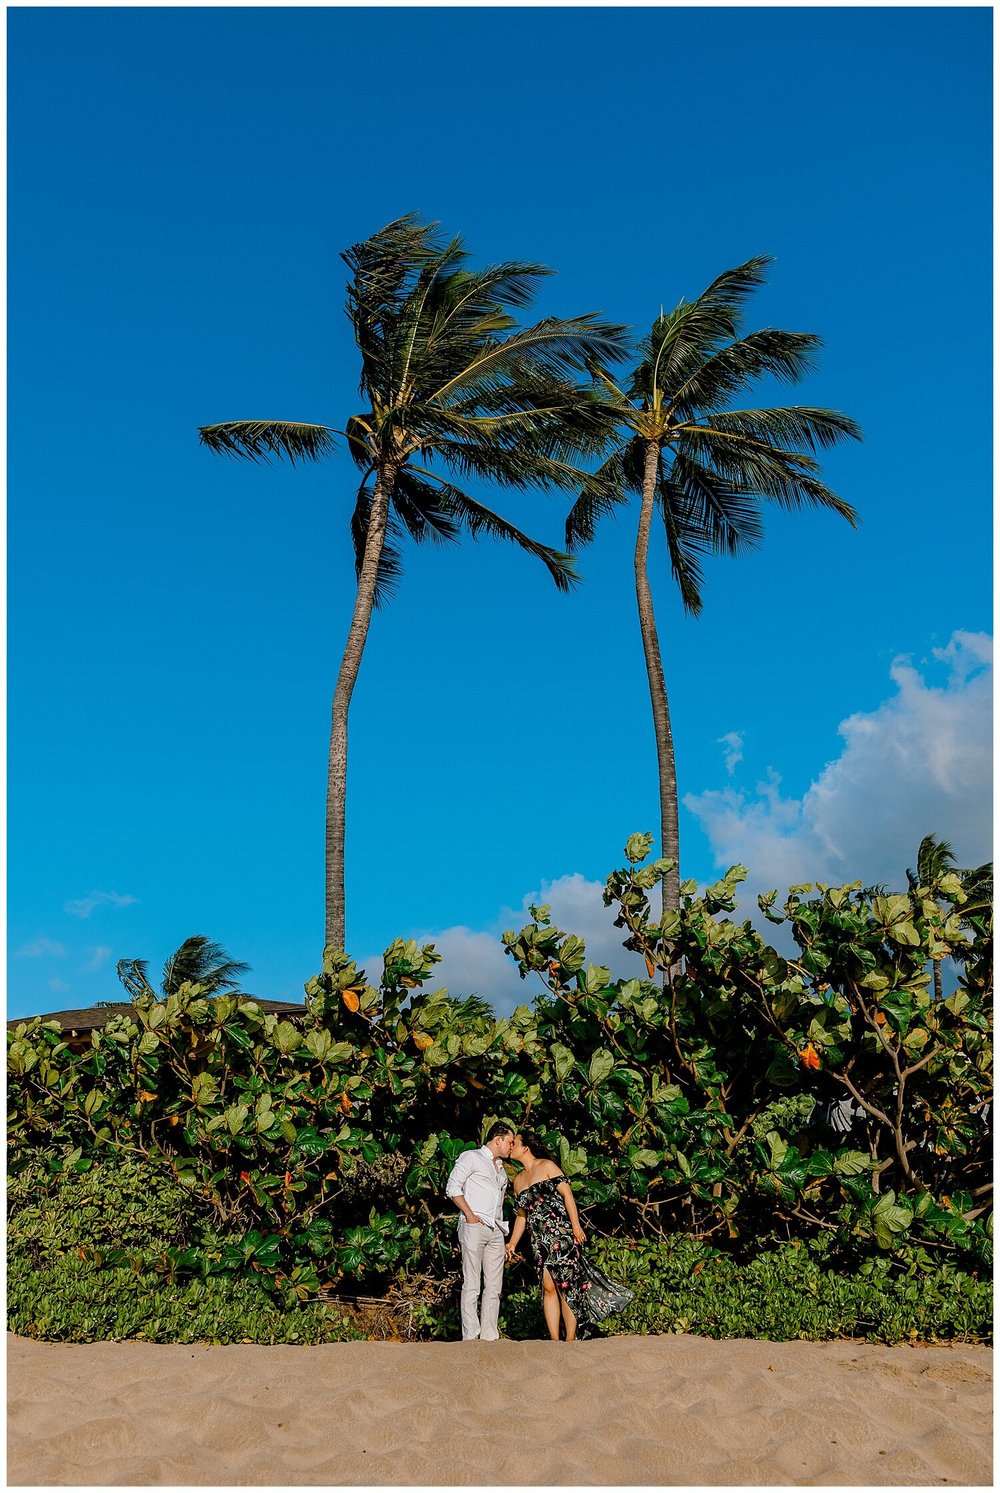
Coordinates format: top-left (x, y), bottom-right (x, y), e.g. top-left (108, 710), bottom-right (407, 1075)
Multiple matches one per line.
top-left (550, 1043), bottom-right (576, 1082)
top-left (191, 1072), bottom-right (220, 1108)
top-left (630, 1148), bottom-right (660, 1169)
top-left (272, 1021), bottom-right (302, 1054)
top-left (833, 1151), bottom-right (872, 1177)
top-left (588, 1049), bottom-right (615, 1087)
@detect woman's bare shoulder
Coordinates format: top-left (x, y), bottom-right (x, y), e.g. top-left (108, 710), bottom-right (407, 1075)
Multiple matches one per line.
top-left (537, 1160), bottom-right (564, 1180)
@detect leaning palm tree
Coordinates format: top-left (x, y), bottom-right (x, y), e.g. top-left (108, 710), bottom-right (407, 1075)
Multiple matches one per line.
top-left (907, 834), bottom-right (993, 998)
top-left (907, 832), bottom-right (957, 893)
top-left (567, 258), bottom-right (861, 910)
top-left (200, 216), bottom-right (626, 953)
top-left (116, 935), bottom-right (249, 1002)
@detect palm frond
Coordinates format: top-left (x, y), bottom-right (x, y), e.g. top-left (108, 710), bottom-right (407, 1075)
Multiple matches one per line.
top-left (957, 860), bottom-right (993, 925)
top-left (413, 388), bottom-right (616, 479)
top-left (911, 833), bottom-right (956, 888)
top-left (409, 468), bottom-right (578, 591)
top-left (421, 261), bottom-right (552, 348)
top-left (695, 406), bottom-right (863, 451)
top-left (668, 329), bottom-right (823, 416)
top-left (391, 468), bottom-right (462, 545)
top-left (694, 256), bottom-right (774, 318)
top-left (199, 420), bottom-right (337, 465)
top-left (675, 426), bottom-right (858, 526)
top-left (389, 236), bottom-right (479, 397)
top-left (345, 413), bottom-right (377, 470)
top-left (430, 314), bottom-right (629, 405)
top-left (565, 444), bottom-right (643, 548)
top-left (372, 254), bottom-right (558, 412)
top-left (666, 453), bottom-right (766, 558)
top-left (342, 215), bottom-right (448, 399)
top-left (116, 957), bottom-right (156, 1003)
top-left (162, 935), bottom-right (249, 997)
top-left (632, 257), bottom-right (774, 401)
top-left (427, 436), bottom-right (604, 497)
top-left (959, 860), bottom-right (993, 899)
top-left (658, 481), bottom-right (707, 615)
top-left (341, 213), bottom-right (444, 304)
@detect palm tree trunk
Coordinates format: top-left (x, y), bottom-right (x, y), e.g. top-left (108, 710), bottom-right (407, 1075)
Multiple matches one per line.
top-left (325, 465), bottom-right (395, 953)
top-left (635, 438), bottom-right (681, 914)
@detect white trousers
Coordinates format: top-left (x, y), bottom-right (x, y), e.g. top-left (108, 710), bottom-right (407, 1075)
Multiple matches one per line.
top-left (458, 1221), bottom-right (505, 1340)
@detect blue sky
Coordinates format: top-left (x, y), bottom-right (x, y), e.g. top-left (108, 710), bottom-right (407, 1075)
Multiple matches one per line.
top-left (9, 7), bottom-right (992, 1018)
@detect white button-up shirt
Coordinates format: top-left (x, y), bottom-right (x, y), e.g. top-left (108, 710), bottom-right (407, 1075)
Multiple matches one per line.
top-left (445, 1145), bottom-right (509, 1233)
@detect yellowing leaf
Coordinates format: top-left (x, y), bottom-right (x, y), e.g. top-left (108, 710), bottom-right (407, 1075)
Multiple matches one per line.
top-left (341, 989), bottom-right (361, 1013)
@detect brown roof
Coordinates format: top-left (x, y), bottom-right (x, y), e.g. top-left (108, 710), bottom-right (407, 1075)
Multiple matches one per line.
top-left (7, 997), bottom-right (308, 1033)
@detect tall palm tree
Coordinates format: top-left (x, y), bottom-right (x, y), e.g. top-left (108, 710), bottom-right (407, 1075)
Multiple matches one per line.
top-left (200, 216), bottom-right (626, 953)
top-left (566, 258), bottom-right (861, 911)
top-left (117, 935), bottom-right (249, 1002)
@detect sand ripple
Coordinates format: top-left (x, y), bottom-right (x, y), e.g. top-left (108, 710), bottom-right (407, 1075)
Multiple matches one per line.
top-left (7, 1332), bottom-right (991, 1486)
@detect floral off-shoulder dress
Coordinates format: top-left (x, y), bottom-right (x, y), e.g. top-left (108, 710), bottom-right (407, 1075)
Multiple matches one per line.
top-left (515, 1173), bottom-right (633, 1326)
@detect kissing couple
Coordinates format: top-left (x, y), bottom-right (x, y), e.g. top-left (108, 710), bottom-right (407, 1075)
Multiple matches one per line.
top-left (445, 1120), bottom-right (633, 1342)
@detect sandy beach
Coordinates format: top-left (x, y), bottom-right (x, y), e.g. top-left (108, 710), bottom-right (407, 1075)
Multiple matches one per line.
top-left (7, 1331), bottom-right (991, 1486)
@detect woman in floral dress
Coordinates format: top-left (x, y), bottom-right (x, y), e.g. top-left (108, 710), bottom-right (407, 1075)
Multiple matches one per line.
top-left (505, 1130), bottom-right (633, 1340)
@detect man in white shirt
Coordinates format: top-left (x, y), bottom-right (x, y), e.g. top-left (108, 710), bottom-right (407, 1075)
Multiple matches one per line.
top-left (445, 1120), bottom-right (515, 1341)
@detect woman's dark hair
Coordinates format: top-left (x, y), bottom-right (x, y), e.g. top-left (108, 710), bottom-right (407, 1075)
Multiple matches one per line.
top-left (515, 1128), bottom-right (557, 1161)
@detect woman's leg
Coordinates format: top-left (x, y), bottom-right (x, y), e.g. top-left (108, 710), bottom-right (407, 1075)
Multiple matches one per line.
top-left (560, 1294), bottom-right (578, 1341)
top-left (541, 1268), bottom-right (562, 1340)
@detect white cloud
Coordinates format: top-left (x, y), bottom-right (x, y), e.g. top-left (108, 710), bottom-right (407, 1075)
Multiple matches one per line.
top-left (48, 978), bottom-right (71, 995)
top-left (64, 890), bottom-right (139, 919)
top-left (719, 731), bottom-right (744, 776)
top-left (933, 629), bottom-right (992, 681)
top-left (86, 946), bottom-right (113, 972)
top-left (362, 872), bottom-right (647, 1015)
top-left (685, 631), bottom-right (992, 897)
top-left (16, 938), bottom-right (67, 959)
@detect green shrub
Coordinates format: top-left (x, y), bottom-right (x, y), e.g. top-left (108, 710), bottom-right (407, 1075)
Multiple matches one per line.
top-left (8, 1155), bottom-right (209, 1263)
top-left (583, 1238), bottom-right (991, 1345)
top-left (6, 1153), bottom-right (359, 1344)
top-left (7, 1254), bottom-right (361, 1344)
top-left (7, 839), bottom-right (991, 1318)
top-left (8, 1157), bottom-right (987, 1345)
top-left (496, 1239), bottom-right (991, 1345)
